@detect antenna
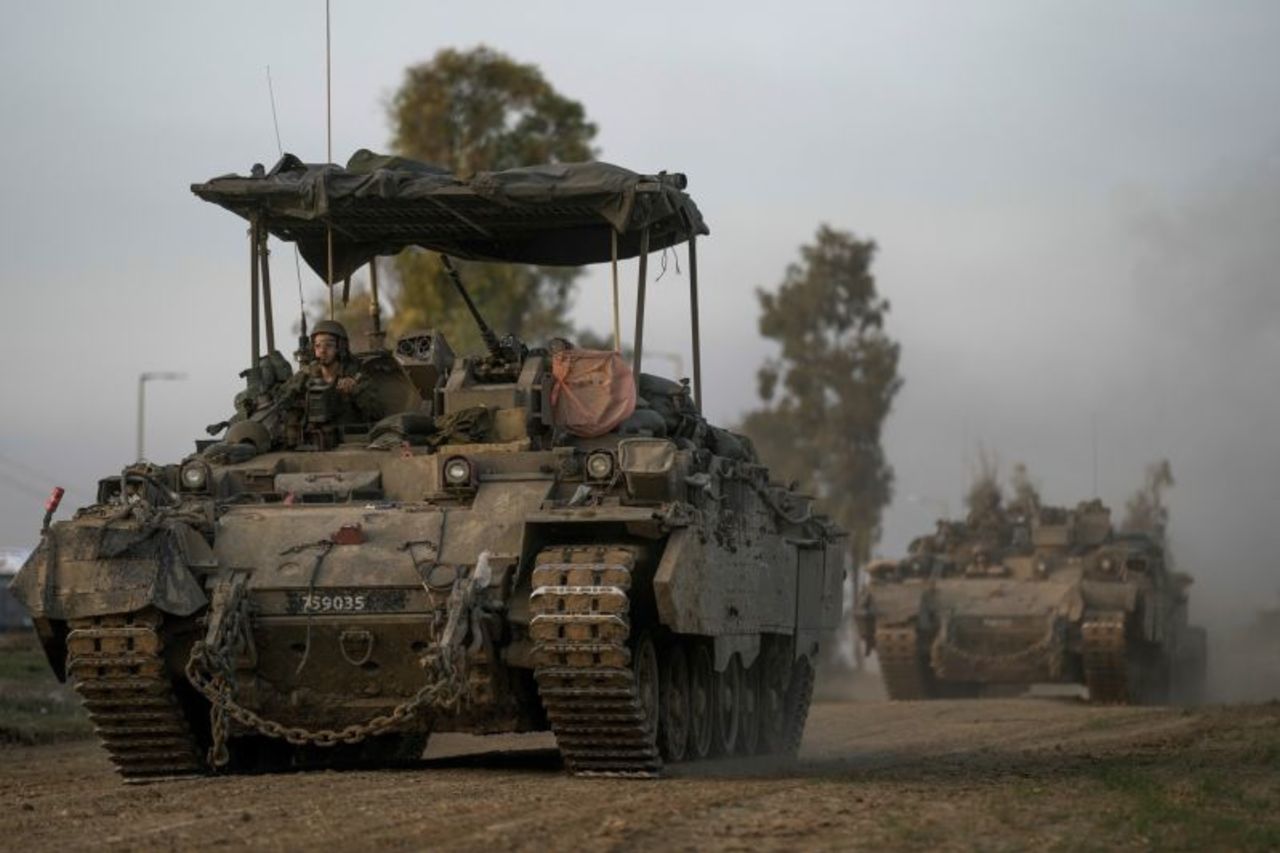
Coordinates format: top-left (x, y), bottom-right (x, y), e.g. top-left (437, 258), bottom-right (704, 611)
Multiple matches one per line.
top-left (1091, 413), bottom-right (1099, 498)
top-left (266, 66), bottom-right (309, 357)
top-left (324, 0), bottom-right (335, 320)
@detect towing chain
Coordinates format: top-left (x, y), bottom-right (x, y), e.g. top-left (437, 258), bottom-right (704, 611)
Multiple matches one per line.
top-left (931, 618), bottom-right (1063, 680)
top-left (185, 570), bottom-right (478, 768)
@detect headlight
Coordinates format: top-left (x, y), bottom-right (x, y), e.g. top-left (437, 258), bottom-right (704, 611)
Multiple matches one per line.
top-left (180, 462), bottom-right (209, 491)
top-left (443, 456), bottom-right (473, 487)
top-left (585, 451), bottom-right (615, 481)
top-left (1100, 558), bottom-right (1114, 573)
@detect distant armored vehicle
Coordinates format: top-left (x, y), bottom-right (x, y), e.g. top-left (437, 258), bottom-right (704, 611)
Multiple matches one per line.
top-left (855, 499), bottom-right (1206, 703)
top-left (1239, 597), bottom-right (1280, 694)
top-left (10, 152), bottom-right (843, 778)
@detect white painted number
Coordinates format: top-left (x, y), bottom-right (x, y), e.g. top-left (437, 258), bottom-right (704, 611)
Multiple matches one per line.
top-left (300, 593), bottom-right (367, 612)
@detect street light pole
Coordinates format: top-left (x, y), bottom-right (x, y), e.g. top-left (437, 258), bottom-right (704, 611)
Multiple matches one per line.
top-left (136, 372), bottom-right (187, 462)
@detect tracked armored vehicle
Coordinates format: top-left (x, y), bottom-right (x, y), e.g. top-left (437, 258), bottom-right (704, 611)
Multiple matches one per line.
top-left (11, 152), bottom-right (844, 778)
top-left (855, 499), bottom-right (1206, 703)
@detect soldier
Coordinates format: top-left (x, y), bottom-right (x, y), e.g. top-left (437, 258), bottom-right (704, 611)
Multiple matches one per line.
top-left (290, 320), bottom-right (384, 427)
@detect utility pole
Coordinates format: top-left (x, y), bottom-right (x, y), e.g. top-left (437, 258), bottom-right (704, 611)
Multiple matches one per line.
top-left (137, 372), bottom-right (187, 462)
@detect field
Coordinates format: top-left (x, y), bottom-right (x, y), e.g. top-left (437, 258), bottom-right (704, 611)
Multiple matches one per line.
top-left (0, 631), bottom-right (90, 745)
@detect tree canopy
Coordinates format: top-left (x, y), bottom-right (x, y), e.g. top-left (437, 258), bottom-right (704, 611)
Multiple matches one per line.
top-left (384, 46), bottom-right (599, 352)
top-left (739, 225), bottom-right (903, 563)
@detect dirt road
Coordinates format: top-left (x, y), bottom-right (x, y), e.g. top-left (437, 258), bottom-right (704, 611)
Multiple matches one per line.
top-left (3, 696), bottom-right (1278, 852)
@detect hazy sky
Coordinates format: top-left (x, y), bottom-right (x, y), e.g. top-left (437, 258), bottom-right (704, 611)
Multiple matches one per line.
top-left (2, 1), bottom-right (1279, 631)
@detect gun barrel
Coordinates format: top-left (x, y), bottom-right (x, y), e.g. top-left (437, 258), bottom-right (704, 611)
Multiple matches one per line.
top-left (440, 256), bottom-right (502, 358)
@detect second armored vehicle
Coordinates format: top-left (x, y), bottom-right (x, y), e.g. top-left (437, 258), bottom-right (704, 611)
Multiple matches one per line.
top-left (855, 498), bottom-right (1206, 704)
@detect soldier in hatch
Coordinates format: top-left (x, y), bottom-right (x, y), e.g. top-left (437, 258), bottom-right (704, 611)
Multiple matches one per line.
top-left (288, 320), bottom-right (384, 428)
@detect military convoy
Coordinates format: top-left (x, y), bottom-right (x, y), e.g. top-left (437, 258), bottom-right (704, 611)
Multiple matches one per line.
top-left (10, 152), bottom-right (845, 779)
top-left (855, 496), bottom-right (1207, 704)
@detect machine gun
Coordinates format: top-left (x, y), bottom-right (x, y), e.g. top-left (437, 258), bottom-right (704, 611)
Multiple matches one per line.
top-left (440, 256), bottom-right (526, 369)
top-left (203, 351), bottom-right (300, 452)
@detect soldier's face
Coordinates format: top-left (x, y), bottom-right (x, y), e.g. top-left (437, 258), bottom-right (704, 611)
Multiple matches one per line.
top-left (313, 334), bottom-right (339, 366)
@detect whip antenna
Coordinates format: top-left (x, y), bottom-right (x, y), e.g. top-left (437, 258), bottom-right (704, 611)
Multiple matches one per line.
top-left (267, 65), bottom-right (310, 355)
top-left (324, 0), bottom-right (335, 319)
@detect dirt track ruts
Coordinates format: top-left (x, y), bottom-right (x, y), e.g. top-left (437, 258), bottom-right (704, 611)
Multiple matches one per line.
top-left (3, 697), bottom-right (1278, 851)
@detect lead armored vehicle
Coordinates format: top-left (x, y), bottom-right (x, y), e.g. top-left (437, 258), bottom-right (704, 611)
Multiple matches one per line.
top-left (11, 152), bottom-right (843, 778)
top-left (855, 498), bottom-right (1206, 703)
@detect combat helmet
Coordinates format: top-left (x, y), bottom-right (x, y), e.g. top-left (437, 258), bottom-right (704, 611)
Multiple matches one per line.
top-left (310, 319), bottom-right (349, 342)
top-left (310, 319), bottom-right (350, 357)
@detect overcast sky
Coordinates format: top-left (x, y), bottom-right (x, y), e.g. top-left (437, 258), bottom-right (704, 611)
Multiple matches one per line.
top-left (2, 1), bottom-right (1278, 633)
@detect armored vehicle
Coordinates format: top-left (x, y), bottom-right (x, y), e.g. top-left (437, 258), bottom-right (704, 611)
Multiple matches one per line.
top-left (11, 151), bottom-right (843, 778)
top-left (1238, 596), bottom-right (1280, 697)
top-left (855, 499), bottom-right (1206, 703)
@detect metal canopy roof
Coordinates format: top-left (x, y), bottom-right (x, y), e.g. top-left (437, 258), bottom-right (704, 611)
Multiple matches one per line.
top-left (192, 150), bottom-right (709, 283)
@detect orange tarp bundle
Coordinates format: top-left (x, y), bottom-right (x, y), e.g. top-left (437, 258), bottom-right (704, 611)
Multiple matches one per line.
top-left (550, 350), bottom-right (637, 438)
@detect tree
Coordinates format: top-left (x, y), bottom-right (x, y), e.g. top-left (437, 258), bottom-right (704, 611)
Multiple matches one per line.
top-left (739, 225), bottom-right (903, 564)
top-left (384, 46), bottom-right (599, 353)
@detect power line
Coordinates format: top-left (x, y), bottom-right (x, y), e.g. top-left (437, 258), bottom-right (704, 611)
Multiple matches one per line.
top-left (0, 450), bottom-right (66, 487)
top-left (0, 452), bottom-right (91, 505)
top-left (0, 469), bottom-right (52, 502)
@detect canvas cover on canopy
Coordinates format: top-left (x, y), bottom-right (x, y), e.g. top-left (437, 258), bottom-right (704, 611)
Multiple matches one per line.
top-left (192, 150), bottom-right (709, 283)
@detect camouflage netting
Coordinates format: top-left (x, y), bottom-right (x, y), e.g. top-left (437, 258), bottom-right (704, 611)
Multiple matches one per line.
top-left (192, 150), bottom-right (709, 282)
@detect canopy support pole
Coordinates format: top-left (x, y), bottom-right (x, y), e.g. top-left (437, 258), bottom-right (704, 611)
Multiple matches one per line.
top-left (610, 230), bottom-right (621, 353)
top-left (368, 259), bottom-right (385, 351)
top-left (258, 222), bottom-right (275, 354)
top-left (326, 227), bottom-right (335, 320)
top-left (632, 226), bottom-right (650, 376)
top-left (249, 214), bottom-right (261, 370)
top-left (689, 234), bottom-right (702, 412)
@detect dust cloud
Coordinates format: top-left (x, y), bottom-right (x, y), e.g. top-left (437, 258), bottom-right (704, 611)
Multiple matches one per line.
top-left (1116, 152), bottom-right (1280, 701)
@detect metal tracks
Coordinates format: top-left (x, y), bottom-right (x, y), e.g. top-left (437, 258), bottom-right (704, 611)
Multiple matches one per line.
top-left (779, 656), bottom-right (814, 756)
top-left (875, 626), bottom-right (932, 701)
top-left (530, 545), bottom-right (661, 778)
top-left (1081, 616), bottom-right (1130, 704)
top-left (66, 610), bottom-right (205, 779)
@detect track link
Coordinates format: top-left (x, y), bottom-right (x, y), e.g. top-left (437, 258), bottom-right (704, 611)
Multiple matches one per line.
top-left (1081, 616), bottom-right (1130, 703)
top-left (66, 610), bottom-right (205, 779)
top-left (531, 545), bottom-right (661, 778)
top-left (779, 656), bottom-right (815, 756)
top-left (875, 626), bottom-right (932, 700)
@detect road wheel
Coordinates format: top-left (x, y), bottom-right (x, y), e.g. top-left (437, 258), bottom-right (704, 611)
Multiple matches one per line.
top-left (659, 642), bottom-right (691, 762)
top-left (687, 642), bottom-right (715, 760)
top-left (632, 631), bottom-right (660, 740)
top-left (712, 654), bottom-right (742, 755)
top-left (737, 659), bottom-right (761, 755)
